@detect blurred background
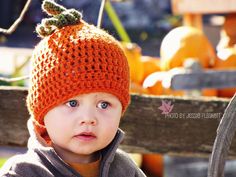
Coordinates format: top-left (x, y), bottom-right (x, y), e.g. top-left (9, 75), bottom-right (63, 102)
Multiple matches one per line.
top-left (1, 0), bottom-right (236, 177)
top-left (0, 0), bottom-right (172, 53)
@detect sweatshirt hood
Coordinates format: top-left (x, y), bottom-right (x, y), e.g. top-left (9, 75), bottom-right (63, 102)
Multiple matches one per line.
top-left (27, 117), bottom-right (50, 149)
top-left (27, 117), bottom-right (125, 177)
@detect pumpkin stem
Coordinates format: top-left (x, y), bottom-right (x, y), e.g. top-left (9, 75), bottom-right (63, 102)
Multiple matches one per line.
top-left (42, 0), bottom-right (66, 16)
top-left (36, 0), bottom-right (82, 38)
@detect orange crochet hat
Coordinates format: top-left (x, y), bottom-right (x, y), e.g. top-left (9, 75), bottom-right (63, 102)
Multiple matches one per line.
top-left (26, 0), bottom-right (130, 138)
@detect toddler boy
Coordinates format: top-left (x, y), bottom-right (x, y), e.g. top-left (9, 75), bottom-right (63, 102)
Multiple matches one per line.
top-left (0, 0), bottom-right (146, 177)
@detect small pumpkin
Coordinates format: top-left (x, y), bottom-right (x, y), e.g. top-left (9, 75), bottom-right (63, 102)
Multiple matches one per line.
top-left (121, 42), bottom-right (144, 85)
top-left (214, 47), bottom-right (236, 98)
top-left (142, 153), bottom-right (164, 177)
top-left (141, 56), bottom-right (161, 84)
top-left (145, 79), bottom-right (163, 96)
top-left (143, 67), bottom-right (217, 96)
top-left (160, 26), bottom-right (216, 70)
top-left (214, 48), bottom-right (236, 68)
top-left (142, 71), bottom-right (184, 96)
top-left (217, 13), bottom-right (236, 51)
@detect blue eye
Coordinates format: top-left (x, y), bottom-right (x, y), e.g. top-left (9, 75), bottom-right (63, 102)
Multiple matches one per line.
top-left (66, 100), bottom-right (78, 107)
top-left (98, 101), bottom-right (110, 109)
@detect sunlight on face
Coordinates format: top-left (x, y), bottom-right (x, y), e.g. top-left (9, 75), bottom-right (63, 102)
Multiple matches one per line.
top-left (44, 92), bottom-right (122, 163)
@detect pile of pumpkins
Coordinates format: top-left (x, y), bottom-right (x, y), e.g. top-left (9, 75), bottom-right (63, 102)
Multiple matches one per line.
top-left (121, 13), bottom-right (236, 177)
top-left (121, 13), bottom-right (236, 99)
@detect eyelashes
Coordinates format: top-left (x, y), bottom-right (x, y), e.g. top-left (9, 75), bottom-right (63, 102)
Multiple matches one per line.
top-left (97, 101), bottom-right (110, 109)
top-left (65, 100), bottom-right (111, 109)
top-left (66, 100), bottom-right (78, 107)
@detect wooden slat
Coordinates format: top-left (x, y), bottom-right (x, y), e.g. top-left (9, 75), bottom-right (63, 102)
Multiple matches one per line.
top-left (122, 94), bottom-right (229, 157)
top-left (0, 86), bottom-right (232, 158)
top-left (170, 70), bottom-right (236, 90)
top-left (0, 87), bottom-right (29, 146)
top-left (171, 0), bottom-right (236, 14)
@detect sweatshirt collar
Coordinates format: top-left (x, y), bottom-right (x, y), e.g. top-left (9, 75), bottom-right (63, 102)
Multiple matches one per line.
top-left (27, 118), bottom-right (125, 177)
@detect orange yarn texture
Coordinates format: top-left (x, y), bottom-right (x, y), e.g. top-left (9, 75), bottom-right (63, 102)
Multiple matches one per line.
top-left (27, 21), bottom-right (130, 137)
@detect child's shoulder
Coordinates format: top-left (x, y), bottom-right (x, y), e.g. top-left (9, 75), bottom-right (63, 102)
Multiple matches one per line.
top-left (110, 149), bottom-right (146, 177)
top-left (0, 150), bottom-right (48, 177)
top-left (114, 149), bottom-right (139, 168)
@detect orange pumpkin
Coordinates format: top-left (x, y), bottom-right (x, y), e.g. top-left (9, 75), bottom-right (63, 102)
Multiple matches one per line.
top-left (143, 67), bottom-right (217, 96)
top-left (160, 26), bottom-right (216, 70)
top-left (146, 80), bottom-right (163, 96)
top-left (141, 56), bottom-right (161, 84)
top-left (142, 71), bottom-right (184, 96)
top-left (214, 47), bottom-right (236, 98)
top-left (121, 42), bottom-right (144, 85)
top-left (142, 153), bottom-right (164, 177)
top-left (214, 48), bottom-right (236, 68)
top-left (217, 13), bottom-right (236, 51)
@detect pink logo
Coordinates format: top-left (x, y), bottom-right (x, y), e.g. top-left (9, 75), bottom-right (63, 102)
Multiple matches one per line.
top-left (158, 100), bottom-right (174, 115)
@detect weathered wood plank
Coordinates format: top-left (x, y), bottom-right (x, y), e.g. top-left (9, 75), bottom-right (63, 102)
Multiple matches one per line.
top-left (121, 94), bottom-right (230, 158)
top-left (0, 87), bottom-right (29, 146)
top-left (0, 86), bottom-right (232, 158)
top-left (171, 0), bottom-right (236, 14)
top-left (170, 70), bottom-right (236, 90)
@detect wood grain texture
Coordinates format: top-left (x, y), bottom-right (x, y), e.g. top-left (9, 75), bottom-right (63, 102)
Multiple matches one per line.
top-left (121, 94), bottom-right (229, 157)
top-left (0, 86), bottom-right (232, 157)
top-left (0, 87), bottom-right (29, 146)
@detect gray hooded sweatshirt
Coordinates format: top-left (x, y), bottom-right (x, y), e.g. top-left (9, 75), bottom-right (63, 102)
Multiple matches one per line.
top-left (0, 119), bottom-right (146, 177)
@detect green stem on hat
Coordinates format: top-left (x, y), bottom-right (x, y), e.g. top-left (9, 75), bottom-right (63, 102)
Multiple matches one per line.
top-left (105, 1), bottom-right (131, 43)
top-left (42, 0), bottom-right (66, 16)
top-left (36, 0), bottom-right (82, 37)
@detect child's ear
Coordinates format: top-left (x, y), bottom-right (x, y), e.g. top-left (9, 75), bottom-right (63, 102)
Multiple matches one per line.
top-left (28, 118), bottom-right (51, 146)
top-left (121, 111), bottom-right (126, 118)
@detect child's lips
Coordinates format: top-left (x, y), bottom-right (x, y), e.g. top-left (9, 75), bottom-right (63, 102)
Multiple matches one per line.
top-left (74, 132), bottom-right (97, 141)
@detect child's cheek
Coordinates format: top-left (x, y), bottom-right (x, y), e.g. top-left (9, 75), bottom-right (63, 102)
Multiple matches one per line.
top-left (59, 105), bottom-right (76, 114)
top-left (97, 109), bottom-right (116, 121)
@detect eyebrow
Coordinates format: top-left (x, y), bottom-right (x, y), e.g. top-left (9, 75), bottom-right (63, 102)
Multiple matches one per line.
top-left (95, 94), bottom-right (114, 99)
top-left (97, 93), bottom-right (121, 101)
top-left (69, 93), bottom-right (115, 100)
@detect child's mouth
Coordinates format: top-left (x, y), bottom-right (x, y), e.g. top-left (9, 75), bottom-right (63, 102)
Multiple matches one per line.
top-left (74, 132), bottom-right (97, 141)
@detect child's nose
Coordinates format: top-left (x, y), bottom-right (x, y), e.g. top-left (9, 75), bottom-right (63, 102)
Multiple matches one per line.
top-left (79, 117), bottom-right (97, 126)
top-left (78, 108), bottom-right (97, 126)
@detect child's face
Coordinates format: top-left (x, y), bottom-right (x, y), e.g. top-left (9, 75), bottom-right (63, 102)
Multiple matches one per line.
top-left (44, 92), bottom-right (122, 163)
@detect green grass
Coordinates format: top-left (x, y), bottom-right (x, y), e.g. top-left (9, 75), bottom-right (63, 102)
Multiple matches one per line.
top-left (0, 158), bottom-right (7, 168)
